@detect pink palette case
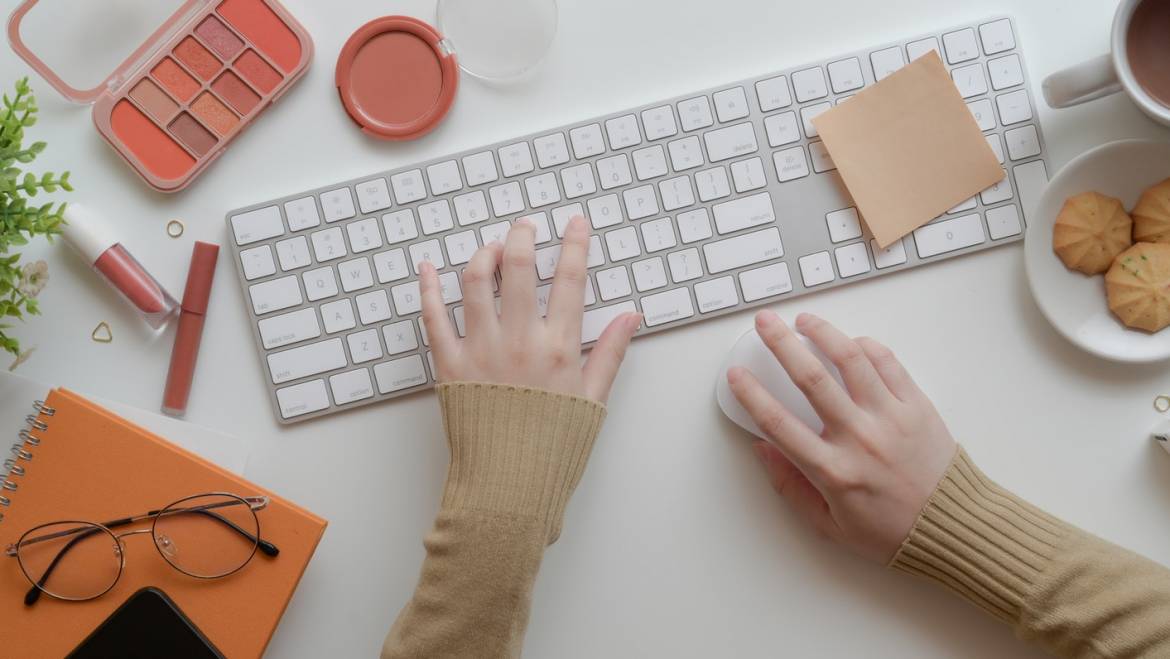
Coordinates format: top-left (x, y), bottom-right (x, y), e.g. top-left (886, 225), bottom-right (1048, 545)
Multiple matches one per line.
top-left (9, 0), bottom-right (313, 193)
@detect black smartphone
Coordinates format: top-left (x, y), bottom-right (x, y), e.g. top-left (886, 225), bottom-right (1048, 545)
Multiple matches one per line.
top-left (67, 587), bottom-right (224, 659)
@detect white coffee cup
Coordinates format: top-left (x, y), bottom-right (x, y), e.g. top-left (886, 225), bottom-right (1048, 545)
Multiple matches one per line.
top-left (1042, 0), bottom-right (1170, 126)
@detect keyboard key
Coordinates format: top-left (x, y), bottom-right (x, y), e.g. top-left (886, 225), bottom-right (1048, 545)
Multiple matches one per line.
top-left (383, 320), bottom-right (419, 355)
top-left (979, 18), bottom-right (1015, 55)
top-left (986, 133), bottom-right (1005, 164)
top-left (568, 123), bottom-right (606, 159)
top-left (321, 299), bottom-right (356, 333)
top-left (283, 197), bottom-right (320, 232)
top-left (346, 217), bottom-right (383, 254)
top-left (695, 166), bottom-right (732, 202)
top-left (633, 257), bottom-right (668, 292)
top-left (596, 154), bottom-right (633, 190)
top-left (835, 242), bottom-right (871, 278)
top-left (581, 301), bottom-right (637, 343)
top-left (826, 207), bottom-right (863, 243)
top-left (713, 192), bottom-right (775, 234)
top-left (597, 266), bottom-right (632, 301)
top-left (870, 46), bottom-right (906, 81)
top-left (943, 28), bottom-right (979, 63)
top-left (231, 206), bottom-right (284, 245)
top-left (267, 338), bottom-right (346, 384)
top-left (303, 267), bottom-right (338, 302)
top-left (906, 37), bottom-right (940, 62)
top-left (774, 146), bottom-right (810, 182)
top-left (374, 355), bottom-right (428, 394)
top-left (799, 251), bottom-right (835, 286)
top-left (534, 132), bottom-right (570, 168)
top-left (347, 328), bottom-right (384, 363)
top-left (606, 226), bottom-right (642, 261)
top-left (764, 111), bottom-right (800, 147)
top-left (949, 196), bottom-right (977, 214)
top-left (409, 239), bottom-right (445, 273)
top-left (390, 281), bottom-right (422, 315)
top-left (986, 205), bottom-right (1022, 239)
top-left (694, 276), bottom-right (738, 313)
top-left (871, 239), bottom-right (908, 269)
top-left (704, 122), bottom-right (758, 162)
top-left (518, 212), bottom-right (552, 244)
top-left (240, 245), bottom-right (276, 280)
top-left (677, 96), bottom-right (714, 132)
top-left (418, 200), bottom-right (455, 235)
top-left (800, 103), bottom-right (832, 139)
top-left (967, 98), bottom-right (996, 131)
top-left (988, 54), bottom-right (1024, 90)
top-left (633, 145), bottom-right (669, 180)
top-left (525, 172), bottom-right (562, 208)
top-left (640, 217), bottom-right (677, 252)
top-left (587, 194), bottom-right (624, 229)
top-left (704, 227), bottom-right (784, 273)
top-left (659, 176), bottom-right (696, 212)
top-left (951, 63), bottom-right (988, 99)
top-left (382, 210), bottom-right (419, 244)
top-left (913, 213), bottom-right (986, 258)
top-left (480, 220), bottom-right (511, 246)
top-left (676, 209), bottom-right (713, 244)
top-left (462, 151), bottom-right (499, 186)
top-left (453, 190), bottom-right (490, 226)
top-left (390, 170), bottom-right (427, 204)
top-left (258, 308), bottom-right (321, 349)
top-left (355, 178), bottom-right (392, 214)
top-left (740, 262), bottom-right (793, 302)
top-left (980, 174), bottom-right (1013, 205)
top-left (437, 271), bottom-right (463, 304)
top-left (320, 188), bottom-right (356, 223)
top-left (311, 227), bottom-right (347, 262)
top-left (827, 58), bottom-right (864, 93)
top-left (373, 248), bottom-right (410, 284)
top-left (552, 204), bottom-right (584, 237)
top-left (668, 248), bottom-right (704, 282)
top-left (561, 163), bottom-right (597, 199)
top-left (791, 66), bottom-right (828, 102)
top-left (755, 75), bottom-right (793, 111)
top-left (338, 258), bottom-right (374, 293)
top-left (498, 142), bottom-right (535, 177)
top-left (808, 141), bottom-right (836, 173)
top-left (730, 158), bottom-right (767, 193)
top-left (1013, 159), bottom-right (1049, 222)
top-left (1005, 125), bottom-right (1041, 161)
top-left (995, 89), bottom-right (1032, 125)
top-left (426, 160), bottom-right (464, 194)
top-left (641, 106), bottom-right (678, 140)
top-left (713, 87), bottom-right (750, 122)
top-left (445, 230), bottom-right (480, 265)
top-left (276, 380), bottom-right (330, 419)
top-left (276, 236), bottom-right (311, 271)
top-left (605, 114), bottom-right (642, 149)
top-left (667, 136), bottom-right (704, 171)
top-left (330, 368), bottom-right (374, 405)
top-left (489, 181), bottom-right (525, 216)
top-left (641, 287), bottom-right (695, 326)
top-left (623, 185), bottom-right (660, 220)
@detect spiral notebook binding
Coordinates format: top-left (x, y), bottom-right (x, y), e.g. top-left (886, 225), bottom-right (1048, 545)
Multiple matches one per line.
top-left (0, 400), bottom-right (55, 523)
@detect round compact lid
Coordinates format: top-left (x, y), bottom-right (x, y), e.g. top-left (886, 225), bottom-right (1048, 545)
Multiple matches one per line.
top-left (335, 16), bottom-right (460, 141)
top-left (436, 0), bottom-right (557, 82)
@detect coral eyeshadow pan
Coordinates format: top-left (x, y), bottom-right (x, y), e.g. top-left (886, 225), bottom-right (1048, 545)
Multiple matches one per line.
top-left (175, 37), bottom-right (221, 81)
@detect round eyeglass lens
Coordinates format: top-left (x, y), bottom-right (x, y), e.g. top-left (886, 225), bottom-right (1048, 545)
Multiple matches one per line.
top-left (153, 493), bottom-right (260, 578)
top-left (16, 521), bottom-right (121, 600)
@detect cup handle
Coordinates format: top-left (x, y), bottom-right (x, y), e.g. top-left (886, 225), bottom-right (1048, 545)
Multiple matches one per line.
top-left (1042, 53), bottom-right (1122, 108)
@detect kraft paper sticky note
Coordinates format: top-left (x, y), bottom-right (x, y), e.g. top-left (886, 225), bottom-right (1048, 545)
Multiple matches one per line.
top-left (813, 50), bottom-right (1004, 248)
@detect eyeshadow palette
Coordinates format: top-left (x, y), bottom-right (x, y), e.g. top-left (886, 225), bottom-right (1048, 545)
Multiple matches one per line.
top-left (9, 0), bottom-right (312, 192)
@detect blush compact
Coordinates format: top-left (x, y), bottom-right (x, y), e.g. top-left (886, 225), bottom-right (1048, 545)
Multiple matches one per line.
top-left (335, 0), bottom-right (558, 141)
top-left (8, 0), bottom-right (313, 192)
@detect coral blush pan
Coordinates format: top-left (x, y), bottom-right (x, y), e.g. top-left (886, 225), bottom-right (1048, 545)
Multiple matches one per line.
top-left (8, 0), bottom-right (314, 192)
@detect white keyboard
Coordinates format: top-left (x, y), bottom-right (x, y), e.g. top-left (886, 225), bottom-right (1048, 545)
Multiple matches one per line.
top-left (227, 16), bottom-right (1049, 424)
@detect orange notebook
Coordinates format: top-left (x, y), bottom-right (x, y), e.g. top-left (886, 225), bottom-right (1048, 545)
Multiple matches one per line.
top-left (0, 389), bottom-right (327, 657)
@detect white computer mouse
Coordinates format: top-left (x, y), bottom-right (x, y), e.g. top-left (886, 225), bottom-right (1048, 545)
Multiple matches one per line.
top-left (715, 327), bottom-right (845, 439)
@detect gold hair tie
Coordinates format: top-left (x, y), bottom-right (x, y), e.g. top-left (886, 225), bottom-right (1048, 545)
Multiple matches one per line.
top-left (166, 220), bottom-right (185, 238)
top-left (91, 322), bottom-right (113, 344)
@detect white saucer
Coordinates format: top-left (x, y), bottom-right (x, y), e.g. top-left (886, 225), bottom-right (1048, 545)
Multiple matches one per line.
top-left (1024, 139), bottom-right (1170, 363)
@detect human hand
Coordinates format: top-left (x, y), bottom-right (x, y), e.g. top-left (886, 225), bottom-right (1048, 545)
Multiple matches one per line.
top-left (419, 216), bottom-right (641, 403)
top-left (727, 311), bottom-right (957, 564)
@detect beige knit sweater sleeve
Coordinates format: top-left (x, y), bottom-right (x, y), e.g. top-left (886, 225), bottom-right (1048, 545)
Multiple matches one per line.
top-left (892, 447), bottom-right (1170, 657)
top-left (382, 383), bottom-right (606, 659)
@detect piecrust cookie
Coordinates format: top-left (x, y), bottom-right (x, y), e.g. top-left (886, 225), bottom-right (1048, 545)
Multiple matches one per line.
top-left (1105, 242), bottom-right (1170, 333)
top-left (1132, 177), bottom-right (1170, 244)
top-left (1053, 191), bottom-right (1133, 275)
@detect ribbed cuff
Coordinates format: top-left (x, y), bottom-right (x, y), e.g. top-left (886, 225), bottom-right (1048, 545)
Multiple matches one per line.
top-left (436, 382), bottom-right (606, 544)
top-left (890, 447), bottom-right (1072, 623)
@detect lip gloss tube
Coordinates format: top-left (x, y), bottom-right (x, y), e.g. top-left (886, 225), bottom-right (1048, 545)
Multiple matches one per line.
top-left (162, 241), bottom-right (219, 417)
top-left (62, 204), bottom-right (178, 329)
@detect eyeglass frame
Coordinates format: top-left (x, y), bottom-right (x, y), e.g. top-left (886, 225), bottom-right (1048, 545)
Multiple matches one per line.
top-left (4, 492), bottom-right (280, 606)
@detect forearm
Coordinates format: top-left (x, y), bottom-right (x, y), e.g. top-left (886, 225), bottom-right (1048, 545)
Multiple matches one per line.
top-left (892, 448), bottom-right (1170, 658)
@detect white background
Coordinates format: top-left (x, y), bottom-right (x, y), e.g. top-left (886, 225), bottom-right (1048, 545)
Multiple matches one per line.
top-left (6, 0), bottom-right (1170, 657)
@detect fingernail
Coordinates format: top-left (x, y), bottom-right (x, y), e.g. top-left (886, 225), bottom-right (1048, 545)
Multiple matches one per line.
top-left (727, 366), bottom-right (742, 384)
top-left (752, 441), bottom-right (772, 466)
top-left (795, 313), bottom-right (818, 329)
top-left (627, 313), bottom-right (642, 332)
top-left (515, 217), bottom-right (532, 228)
top-left (756, 311), bottom-right (779, 328)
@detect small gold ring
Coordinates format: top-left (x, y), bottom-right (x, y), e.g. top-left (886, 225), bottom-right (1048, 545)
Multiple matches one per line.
top-left (166, 220), bottom-right (184, 238)
top-left (1155, 395), bottom-right (1170, 413)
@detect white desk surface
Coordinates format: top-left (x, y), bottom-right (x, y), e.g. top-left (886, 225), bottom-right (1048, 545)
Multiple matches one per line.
top-left (6, 0), bottom-right (1170, 656)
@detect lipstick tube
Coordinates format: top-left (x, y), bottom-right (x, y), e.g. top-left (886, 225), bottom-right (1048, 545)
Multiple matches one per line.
top-left (162, 241), bottom-right (219, 417)
top-left (62, 205), bottom-right (178, 329)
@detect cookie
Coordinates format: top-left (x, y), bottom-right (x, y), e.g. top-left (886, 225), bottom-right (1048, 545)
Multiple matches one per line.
top-left (1052, 191), bottom-right (1133, 275)
top-left (1132, 177), bottom-right (1170, 244)
top-left (1105, 242), bottom-right (1170, 333)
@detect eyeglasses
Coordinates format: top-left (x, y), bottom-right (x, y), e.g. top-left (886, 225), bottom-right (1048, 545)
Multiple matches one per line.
top-left (4, 492), bottom-right (279, 605)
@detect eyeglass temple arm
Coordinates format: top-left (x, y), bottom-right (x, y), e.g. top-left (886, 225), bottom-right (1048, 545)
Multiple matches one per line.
top-left (21, 503), bottom-right (278, 607)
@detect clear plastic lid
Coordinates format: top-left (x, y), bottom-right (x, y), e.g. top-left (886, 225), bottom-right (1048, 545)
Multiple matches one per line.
top-left (7, 0), bottom-right (209, 104)
top-left (436, 0), bottom-right (557, 82)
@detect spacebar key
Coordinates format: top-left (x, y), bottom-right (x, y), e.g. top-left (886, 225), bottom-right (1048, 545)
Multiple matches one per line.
top-left (703, 227), bottom-right (784, 274)
top-left (581, 301), bottom-right (637, 344)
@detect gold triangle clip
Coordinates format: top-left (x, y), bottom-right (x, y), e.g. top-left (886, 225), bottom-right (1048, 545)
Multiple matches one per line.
top-left (91, 321), bottom-right (113, 344)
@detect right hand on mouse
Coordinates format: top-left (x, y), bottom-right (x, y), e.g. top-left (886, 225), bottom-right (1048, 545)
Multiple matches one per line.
top-left (727, 311), bottom-right (957, 564)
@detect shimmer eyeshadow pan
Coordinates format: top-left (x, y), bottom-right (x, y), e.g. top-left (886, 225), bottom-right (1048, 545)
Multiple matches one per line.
top-left (191, 92), bottom-right (239, 136)
top-left (196, 16), bottom-right (244, 60)
top-left (235, 50), bottom-right (284, 94)
top-left (169, 113), bottom-right (218, 157)
top-left (213, 71), bottom-right (261, 115)
top-left (152, 58), bottom-right (200, 102)
top-left (175, 37), bottom-right (221, 81)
